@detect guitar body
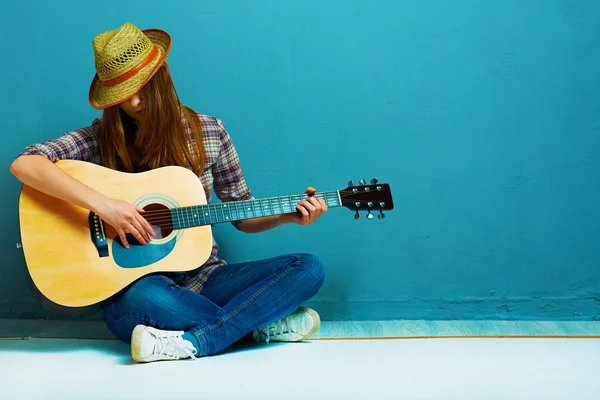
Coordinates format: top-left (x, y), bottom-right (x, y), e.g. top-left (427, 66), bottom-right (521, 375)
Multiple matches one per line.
top-left (19, 160), bottom-right (213, 308)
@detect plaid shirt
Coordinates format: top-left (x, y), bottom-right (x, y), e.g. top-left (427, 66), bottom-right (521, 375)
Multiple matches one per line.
top-left (17, 111), bottom-right (253, 293)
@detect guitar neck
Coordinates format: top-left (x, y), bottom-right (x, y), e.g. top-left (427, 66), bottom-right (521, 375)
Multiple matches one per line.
top-left (171, 190), bottom-right (342, 229)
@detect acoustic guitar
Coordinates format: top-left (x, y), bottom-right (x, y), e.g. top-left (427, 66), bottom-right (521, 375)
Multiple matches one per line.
top-left (18, 160), bottom-right (394, 307)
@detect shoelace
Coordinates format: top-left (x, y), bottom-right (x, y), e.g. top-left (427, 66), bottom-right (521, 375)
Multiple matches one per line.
top-left (256, 316), bottom-right (293, 343)
top-left (153, 334), bottom-right (197, 360)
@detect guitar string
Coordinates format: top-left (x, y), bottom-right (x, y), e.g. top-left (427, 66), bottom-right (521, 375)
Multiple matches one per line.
top-left (121, 200), bottom-right (388, 230)
top-left (122, 200), bottom-right (387, 235)
top-left (139, 197), bottom-right (344, 226)
top-left (95, 190), bottom-right (390, 236)
top-left (134, 191), bottom-right (338, 218)
top-left (123, 194), bottom-right (339, 224)
top-left (98, 189), bottom-right (389, 232)
top-left (116, 202), bottom-right (388, 227)
top-left (108, 188), bottom-right (389, 221)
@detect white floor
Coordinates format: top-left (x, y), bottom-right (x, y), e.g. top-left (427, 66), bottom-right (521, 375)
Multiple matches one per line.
top-left (1, 336), bottom-right (600, 400)
top-left (2, 319), bottom-right (600, 339)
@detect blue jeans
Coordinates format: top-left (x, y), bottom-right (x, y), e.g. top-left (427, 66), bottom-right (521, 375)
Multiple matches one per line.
top-left (101, 253), bottom-right (325, 356)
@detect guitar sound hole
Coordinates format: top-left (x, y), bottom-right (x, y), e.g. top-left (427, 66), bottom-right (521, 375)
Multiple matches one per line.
top-left (115, 203), bottom-right (173, 247)
top-left (144, 203), bottom-right (174, 240)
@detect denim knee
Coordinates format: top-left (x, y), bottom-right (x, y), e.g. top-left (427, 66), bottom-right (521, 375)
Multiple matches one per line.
top-left (295, 253), bottom-right (325, 293)
top-left (103, 275), bottom-right (175, 316)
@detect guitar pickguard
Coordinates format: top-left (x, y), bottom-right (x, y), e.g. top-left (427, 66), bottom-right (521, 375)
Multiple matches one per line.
top-left (112, 235), bottom-right (177, 268)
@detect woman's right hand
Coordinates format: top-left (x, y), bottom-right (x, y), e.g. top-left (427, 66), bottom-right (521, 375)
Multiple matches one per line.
top-left (96, 198), bottom-right (156, 249)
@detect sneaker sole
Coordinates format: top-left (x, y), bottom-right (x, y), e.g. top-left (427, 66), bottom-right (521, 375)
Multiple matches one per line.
top-left (131, 324), bottom-right (147, 363)
top-left (298, 306), bottom-right (321, 340)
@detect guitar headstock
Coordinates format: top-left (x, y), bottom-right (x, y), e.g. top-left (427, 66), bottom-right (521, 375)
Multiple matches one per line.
top-left (341, 178), bottom-right (394, 219)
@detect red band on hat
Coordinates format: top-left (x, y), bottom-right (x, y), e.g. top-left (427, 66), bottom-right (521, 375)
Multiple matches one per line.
top-left (101, 45), bottom-right (159, 88)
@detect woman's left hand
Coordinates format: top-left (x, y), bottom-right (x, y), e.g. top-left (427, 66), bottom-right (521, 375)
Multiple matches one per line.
top-left (284, 187), bottom-right (328, 226)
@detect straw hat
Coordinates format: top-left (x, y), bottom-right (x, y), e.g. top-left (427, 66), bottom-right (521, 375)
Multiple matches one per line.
top-left (88, 22), bottom-right (171, 109)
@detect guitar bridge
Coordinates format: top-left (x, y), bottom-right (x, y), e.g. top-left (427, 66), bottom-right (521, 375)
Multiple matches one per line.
top-left (88, 212), bottom-right (109, 258)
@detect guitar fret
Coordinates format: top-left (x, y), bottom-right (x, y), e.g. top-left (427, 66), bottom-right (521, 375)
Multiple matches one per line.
top-left (231, 202), bottom-right (238, 221)
top-left (284, 196), bottom-right (293, 213)
top-left (190, 206), bottom-right (195, 227)
top-left (198, 206), bottom-right (204, 226)
top-left (170, 209), bottom-right (176, 229)
top-left (275, 198), bottom-right (281, 214)
top-left (203, 205), bottom-right (211, 225)
top-left (238, 201), bottom-right (244, 219)
top-left (191, 206), bottom-right (199, 226)
top-left (172, 209), bottom-right (180, 229)
top-left (292, 195), bottom-right (301, 207)
top-left (211, 204), bottom-right (219, 224)
top-left (244, 200), bottom-right (251, 219)
top-left (198, 205), bottom-right (203, 225)
top-left (200, 206), bottom-right (206, 225)
top-left (254, 199), bottom-right (262, 217)
top-left (232, 202), bottom-right (238, 221)
top-left (325, 192), bottom-right (332, 207)
top-left (265, 198), bottom-right (271, 215)
top-left (223, 204), bottom-right (230, 221)
top-left (259, 199), bottom-right (265, 216)
top-left (257, 199), bottom-right (263, 217)
top-left (179, 207), bottom-right (185, 228)
top-left (183, 207), bottom-right (189, 228)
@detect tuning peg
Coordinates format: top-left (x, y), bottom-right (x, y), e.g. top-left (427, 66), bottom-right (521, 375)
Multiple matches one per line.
top-left (359, 179), bottom-right (367, 185)
top-left (371, 178), bottom-right (378, 184)
top-left (378, 210), bottom-right (385, 219)
top-left (348, 180), bottom-right (355, 187)
top-left (367, 209), bottom-right (374, 219)
top-left (354, 210), bottom-right (360, 219)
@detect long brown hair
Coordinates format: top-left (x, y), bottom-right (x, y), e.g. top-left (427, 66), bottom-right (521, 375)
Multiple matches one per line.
top-left (99, 63), bottom-right (206, 175)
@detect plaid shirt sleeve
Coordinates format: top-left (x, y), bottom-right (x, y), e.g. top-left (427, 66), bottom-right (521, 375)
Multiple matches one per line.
top-left (16, 119), bottom-right (102, 163)
top-left (212, 118), bottom-right (253, 229)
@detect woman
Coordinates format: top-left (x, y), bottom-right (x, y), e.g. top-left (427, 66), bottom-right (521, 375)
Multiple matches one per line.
top-left (9, 22), bottom-right (327, 363)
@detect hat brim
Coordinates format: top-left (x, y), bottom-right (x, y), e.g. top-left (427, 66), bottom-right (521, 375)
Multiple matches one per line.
top-left (88, 29), bottom-right (171, 110)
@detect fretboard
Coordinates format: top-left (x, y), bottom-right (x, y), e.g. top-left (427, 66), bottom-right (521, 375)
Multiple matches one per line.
top-left (171, 191), bottom-right (342, 229)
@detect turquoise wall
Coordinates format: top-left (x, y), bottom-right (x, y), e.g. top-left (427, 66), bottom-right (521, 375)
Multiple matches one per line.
top-left (1, 0), bottom-right (599, 320)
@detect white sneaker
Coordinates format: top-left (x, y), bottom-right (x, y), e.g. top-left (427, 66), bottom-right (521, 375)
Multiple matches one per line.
top-left (131, 325), bottom-right (197, 363)
top-left (253, 307), bottom-right (321, 343)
